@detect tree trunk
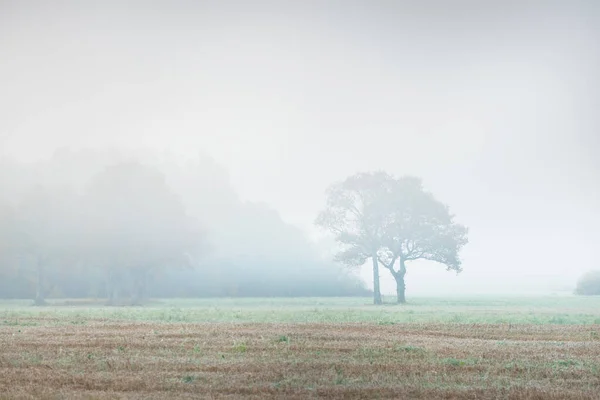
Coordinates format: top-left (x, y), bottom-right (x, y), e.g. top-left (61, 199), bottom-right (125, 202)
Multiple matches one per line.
top-left (106, 279), bottom-right (114, 305)
top-left (112, 285), bottom-right (120, 306)
top-left (371, 255), bottom-right (382, 305)
top-left (140, 271), bottom-right (149, 302)
top-left (106, 269), bottom-right (120, 306)
top-left (394, 260), bottom-right (407, 304)
top-left (106, 269), bottom-right (113, 305)
top-left (395, 273), bottom-right (406, 303)
top-left (34, 257), bottom-right (46, 306)
top-left (131, 269), bottom-right (146, 306)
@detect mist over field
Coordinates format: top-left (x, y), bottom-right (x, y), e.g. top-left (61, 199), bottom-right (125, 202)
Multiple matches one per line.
top-left (4, 3), bottom-right (600, 399)
top-left (1, 0), bottom-right (599, 297)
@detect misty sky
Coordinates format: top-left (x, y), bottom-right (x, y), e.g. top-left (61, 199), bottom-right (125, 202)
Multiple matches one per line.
top-left (2, 1), bottom-right (599, 295)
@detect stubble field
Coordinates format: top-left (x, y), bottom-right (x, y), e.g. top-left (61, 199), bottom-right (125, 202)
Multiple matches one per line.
top-left (1, 296), bottom-right (600, 399)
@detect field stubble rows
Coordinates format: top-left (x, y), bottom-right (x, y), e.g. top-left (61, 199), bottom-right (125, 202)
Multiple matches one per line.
top-left (1, 315), bottom-right (600, 399)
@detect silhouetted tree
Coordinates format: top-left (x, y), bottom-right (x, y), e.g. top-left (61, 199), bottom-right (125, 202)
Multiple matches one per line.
top-left (316, 171), bottom-right (394, 304)
top-left (377, 176), bottom-right (468, 303)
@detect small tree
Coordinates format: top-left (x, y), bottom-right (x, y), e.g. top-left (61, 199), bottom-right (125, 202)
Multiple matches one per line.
top-left (575, 270), bottom-right (600, 296)
top-left (315, 171), bottom-right (393, 305)
top-left (378, 177), bottom-right (468, 303)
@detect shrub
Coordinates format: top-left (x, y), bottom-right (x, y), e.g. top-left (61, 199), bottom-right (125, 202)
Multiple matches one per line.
top-left (575, 270), bottom-right (600, 295)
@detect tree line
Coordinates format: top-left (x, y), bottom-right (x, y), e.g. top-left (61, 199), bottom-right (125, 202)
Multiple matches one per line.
top-left (1, 149), bottom-right (468, 305)
top-left (0, 148), bottom-right (368, 304)
top-left (316, 171), bottom-right (468, 304)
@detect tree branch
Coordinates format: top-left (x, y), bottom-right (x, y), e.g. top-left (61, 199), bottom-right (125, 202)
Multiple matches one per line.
top-left (377, 254), bottom-right (399, 273)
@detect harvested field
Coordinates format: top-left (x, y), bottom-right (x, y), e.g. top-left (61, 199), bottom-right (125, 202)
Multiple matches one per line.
top-left (2, 315), bottom-right (600, 399)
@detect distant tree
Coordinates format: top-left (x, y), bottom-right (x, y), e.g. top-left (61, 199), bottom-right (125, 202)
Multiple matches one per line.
top-left (575, 270), bottom-right (600, 296)
top-left (315, 171), bottom-right (394, 305)
top-left (12, 185), bottom-right (81, 305)
top-left (82, 162), bottom-right (207, 305)
top-left (0, 201), bottom-right (17, 280)
top-left (377, 176), bottom-right (468, 303)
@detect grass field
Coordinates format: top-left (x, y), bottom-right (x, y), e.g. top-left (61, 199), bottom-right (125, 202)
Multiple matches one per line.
top-left (1, 296), bottom-right (600, 399)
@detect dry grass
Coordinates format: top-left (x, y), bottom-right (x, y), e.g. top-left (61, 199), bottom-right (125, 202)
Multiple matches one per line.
top-left (1, 318), bottom-right (600, 399)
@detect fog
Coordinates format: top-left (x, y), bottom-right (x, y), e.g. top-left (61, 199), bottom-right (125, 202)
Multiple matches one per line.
top-left (1, 1), bottom-right (599, 298)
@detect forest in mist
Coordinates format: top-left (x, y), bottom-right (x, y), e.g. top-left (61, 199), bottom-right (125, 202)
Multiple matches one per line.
top-left (0, 147), bottom-right (369, 304)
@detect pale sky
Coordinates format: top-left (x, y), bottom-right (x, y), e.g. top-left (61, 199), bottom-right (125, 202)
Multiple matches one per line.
top-left (2, 0), bottom-right (599, 295)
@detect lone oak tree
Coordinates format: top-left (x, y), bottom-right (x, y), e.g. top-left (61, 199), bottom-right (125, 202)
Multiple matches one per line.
top-left (378, 176), bottom-right (468, 303)
top-left (315, 171), bottom-right (394, 305)
top-left (317, 172), bottom-right (468, 305)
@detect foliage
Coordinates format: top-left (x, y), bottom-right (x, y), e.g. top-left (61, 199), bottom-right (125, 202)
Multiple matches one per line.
top-left (575, 270), bottom-right (600, 296)
top-left (316, 171), bottom-right (394, 266)
top-left (81, 162), bottom-right (207, 304)
top-left (12, 186), bottom-right (81, 304)
top-left (378, 177), bottom-right (468, 270)
top-left (377, 176), bottom-right (468, 302)
top-left (315, 171), bottom-right (394, 304)
top-left (0, 148), bottom-right (369, 301)
top-left (0, 201), bottom-right (16, 267)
